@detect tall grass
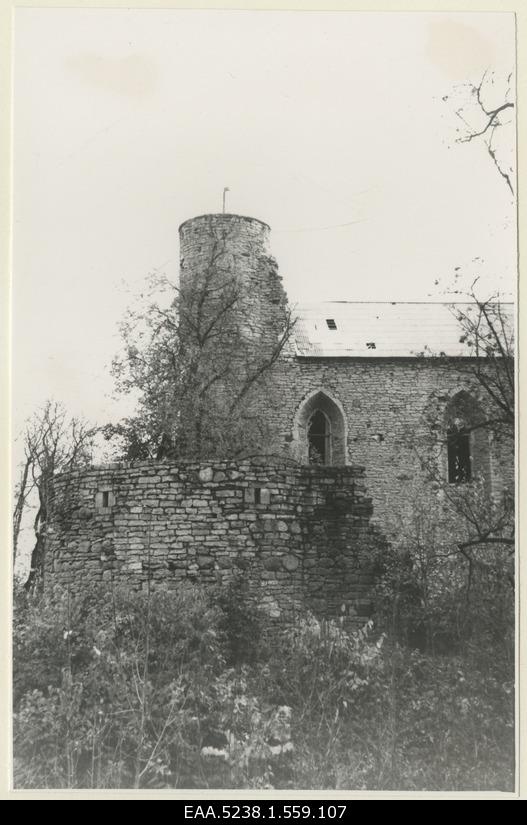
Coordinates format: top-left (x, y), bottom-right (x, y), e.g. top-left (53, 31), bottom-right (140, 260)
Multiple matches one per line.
top-left (12, 582), bottom-right (514, 790)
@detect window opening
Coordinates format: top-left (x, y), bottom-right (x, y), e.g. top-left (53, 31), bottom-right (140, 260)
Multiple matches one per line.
top-left (308, 410), bottom-right (330, 465)
top-left (447, 425), bottom-right (472, 483)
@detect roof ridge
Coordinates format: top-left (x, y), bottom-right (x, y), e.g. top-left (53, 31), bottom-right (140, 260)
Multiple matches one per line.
top-left (294, 300), bottom-right (514, 306)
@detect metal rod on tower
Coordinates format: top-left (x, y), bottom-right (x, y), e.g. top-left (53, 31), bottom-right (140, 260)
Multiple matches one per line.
top-left (222, 187), bottom-right (230, 214)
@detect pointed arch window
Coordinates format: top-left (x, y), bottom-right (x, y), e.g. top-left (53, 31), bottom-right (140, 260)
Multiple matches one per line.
top-left (293, 390), bottom-right (347, 466)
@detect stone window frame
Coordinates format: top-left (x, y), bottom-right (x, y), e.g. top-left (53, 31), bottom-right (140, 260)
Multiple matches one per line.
top-left (292, 389), bottom-right (348, 466)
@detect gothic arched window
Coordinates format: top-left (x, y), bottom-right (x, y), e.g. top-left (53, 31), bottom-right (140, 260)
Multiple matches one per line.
top-left (292, 390), bottom-right (347, 466)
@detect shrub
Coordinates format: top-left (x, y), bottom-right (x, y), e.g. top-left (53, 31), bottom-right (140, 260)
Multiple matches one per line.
top-left (372, 534), bottom-right (514, 666)
top-left (13, 585), bottom-right (514, 791)
top-left (13, 582), bottom-right (227, 788)
top-left (211, 573), bottom-right (267, 665)
top-left (253, 615), bottom-right (514, 790)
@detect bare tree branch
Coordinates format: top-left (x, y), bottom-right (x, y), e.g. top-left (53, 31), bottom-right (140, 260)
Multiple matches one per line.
top-left (15, 400), bottom-right (98, 591)
top-left (446, 70), bottom-right (515, 194)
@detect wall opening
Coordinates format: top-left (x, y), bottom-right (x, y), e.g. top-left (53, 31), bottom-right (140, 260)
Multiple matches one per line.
top-left (293, 390), bottom-right (347, 465)
top-left (444, 391), bottom-right (490, 485)
top-left (447, 425), bottom-right (472, 483)
top-left (308, 410), bottom-right (331, 464)
top-left (95, 489), bottom-right (115, 510)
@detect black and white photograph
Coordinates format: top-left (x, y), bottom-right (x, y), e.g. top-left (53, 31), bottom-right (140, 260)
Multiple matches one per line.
top-left (9, 7), bottom-right (518, 796)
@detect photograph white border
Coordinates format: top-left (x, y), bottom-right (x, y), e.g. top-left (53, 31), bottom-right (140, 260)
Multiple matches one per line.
top-left (1, 0), bottom-right (524, 801)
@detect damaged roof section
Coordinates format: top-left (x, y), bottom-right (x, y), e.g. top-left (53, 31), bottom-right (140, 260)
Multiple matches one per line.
top-left (293, 301), bottom-right (514, 358)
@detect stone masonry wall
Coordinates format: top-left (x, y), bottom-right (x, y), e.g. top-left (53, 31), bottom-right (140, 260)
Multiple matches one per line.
top-left (45, 461), bottom-right (382, 625)
top-left (41, 213), bottom-right (513, 624)
top-left (177, 214), bottom-right (513, 544)
top-left (270, 356), bottom-right (514, 542)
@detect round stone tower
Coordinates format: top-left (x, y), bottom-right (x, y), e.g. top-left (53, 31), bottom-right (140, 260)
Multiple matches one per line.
top-left (178, 213), bottom-right (289, 356)
top-left (175, 213), bottom-right (291, 459)
top-left (179, 213), bottom-right (272, 281)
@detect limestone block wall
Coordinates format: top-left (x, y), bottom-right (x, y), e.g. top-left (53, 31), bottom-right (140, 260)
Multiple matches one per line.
top-left (174, 212), bottom-right (513, 547)
top-left (269, 356), bottom-right (513, 539)
top-left (45, 461), bottom-right (382, 624)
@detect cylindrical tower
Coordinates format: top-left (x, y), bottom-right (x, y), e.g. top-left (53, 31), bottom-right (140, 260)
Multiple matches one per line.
top-left (178, 213), bottom-right (289, 355)
top-left (179, 213), bottom-right (271, 285)
top-left (175, 213), bottom-right (290, 459)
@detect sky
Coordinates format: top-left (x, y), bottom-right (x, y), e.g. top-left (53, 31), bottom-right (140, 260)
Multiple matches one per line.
top-left (13, 8), bottom-right (517, 433)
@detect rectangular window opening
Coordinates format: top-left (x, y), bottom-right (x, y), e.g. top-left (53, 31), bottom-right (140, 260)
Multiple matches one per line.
top-left (254, 487), bottom-right (261, 505)
top-left (102, 491), bottom-right (110, 508)
top-left (447, 430), bottom-right (472, 484)
top-left (326, 319), bottom-right (337, 330)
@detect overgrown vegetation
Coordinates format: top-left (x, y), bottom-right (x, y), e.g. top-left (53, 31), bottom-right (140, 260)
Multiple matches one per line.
top-left (13, 574), bottom-right (514, 791)
top-left (106, 222), bottom-right (295, 462)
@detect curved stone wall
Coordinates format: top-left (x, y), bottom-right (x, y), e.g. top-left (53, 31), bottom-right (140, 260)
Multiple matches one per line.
top-left (45, 460), bottom-right (382, 625)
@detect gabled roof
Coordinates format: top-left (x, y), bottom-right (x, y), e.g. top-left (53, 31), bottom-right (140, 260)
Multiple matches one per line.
top-left (293, 301), bottom-right (514, 358)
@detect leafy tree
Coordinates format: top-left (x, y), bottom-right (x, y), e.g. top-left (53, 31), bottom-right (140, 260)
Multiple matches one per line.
top-left (108, 229), bottom-right (295, 461)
